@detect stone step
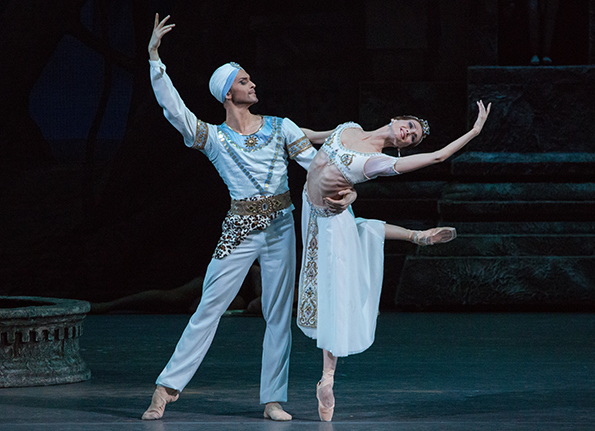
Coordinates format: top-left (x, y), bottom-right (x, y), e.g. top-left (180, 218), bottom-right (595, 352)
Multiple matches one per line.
top-left (445, 221), bottom-right (595, 235)
top-left (353, 180), bottom-right (447, 221)
top-left (356, 180), bottom-right (595, 203)
top-left (441, 201), bottom-right (595, 221)
top-left (442, 182), bottom-right (595, 201)
top-left (354, 181), bottom-right (595, 222)
top-left (391, 255), bottom-right (595, 311)
top-left (440, 182), bottom-right (595, 221)
top-left (384, 230), bottom-right (595, 257)
top-left (451, 152), bottom-right (595, 180)
top-left (411, 234), bottom-right (595, 257)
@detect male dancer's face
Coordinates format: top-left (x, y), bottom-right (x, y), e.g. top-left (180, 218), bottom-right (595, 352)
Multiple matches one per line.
top-left (227, 70), bottom-right (258, 106)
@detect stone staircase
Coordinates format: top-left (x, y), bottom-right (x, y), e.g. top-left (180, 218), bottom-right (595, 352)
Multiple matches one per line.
top-left (396, 154), bottom-right (595, 311)
top-left (355, 66), bottom-right (595, 311)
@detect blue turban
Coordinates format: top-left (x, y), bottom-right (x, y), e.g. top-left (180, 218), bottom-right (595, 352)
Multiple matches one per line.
top-left (209, 62), bottom-right (242, 104)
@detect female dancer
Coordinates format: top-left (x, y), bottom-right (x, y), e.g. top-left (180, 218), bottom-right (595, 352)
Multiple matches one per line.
top-left (297, 101), bottom-right (491, 421)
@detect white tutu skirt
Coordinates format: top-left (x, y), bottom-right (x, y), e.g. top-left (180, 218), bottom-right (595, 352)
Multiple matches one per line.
top-left (297, 189), bottom-right (385, 357)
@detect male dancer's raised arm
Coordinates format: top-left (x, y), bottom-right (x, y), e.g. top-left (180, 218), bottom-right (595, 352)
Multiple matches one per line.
top-left (148, 14), bottom-right (198, 146)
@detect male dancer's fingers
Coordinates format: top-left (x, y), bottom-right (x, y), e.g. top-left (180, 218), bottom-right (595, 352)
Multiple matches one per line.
top-left (159, 15), bottom-right (171, 28)
top-left (323, 198), bottom-right (341, 213)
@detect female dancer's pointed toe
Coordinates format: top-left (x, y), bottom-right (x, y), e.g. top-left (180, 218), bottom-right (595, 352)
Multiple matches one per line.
top-left (412, 227), bottom-right (456, 246)
top-left (316, 370), bottom-right (335, 421)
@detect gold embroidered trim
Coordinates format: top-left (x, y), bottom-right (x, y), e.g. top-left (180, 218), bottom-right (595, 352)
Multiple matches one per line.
top-left (230, 191), bottom-right (291, 216)
top-left (340, 153), bottom-right (354, 167)
top-left (219, 116), bottom-right (275, 152)
top-left (192, 119), bottom-right (208, 150)
top-left (287, 136), bottom-right (313, 159)
top-left (297, 199), bottom-right (320, 329)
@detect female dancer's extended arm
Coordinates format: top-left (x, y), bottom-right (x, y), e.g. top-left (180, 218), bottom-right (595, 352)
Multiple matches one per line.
top-left (395, 100), bottom-right (491, 174)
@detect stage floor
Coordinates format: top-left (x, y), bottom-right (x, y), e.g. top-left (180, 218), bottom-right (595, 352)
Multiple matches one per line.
top-left (1, 312), bottom-right (594, 430)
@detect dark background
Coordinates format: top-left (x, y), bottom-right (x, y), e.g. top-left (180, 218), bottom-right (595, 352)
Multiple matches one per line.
top-left (0, 0), bottom-right (591, 305)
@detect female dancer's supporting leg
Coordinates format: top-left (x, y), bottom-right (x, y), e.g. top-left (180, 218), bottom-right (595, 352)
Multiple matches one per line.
top-left (317, 349), bottom-right (338, 422)
top-left (314, 223), bottom-right (455, 422)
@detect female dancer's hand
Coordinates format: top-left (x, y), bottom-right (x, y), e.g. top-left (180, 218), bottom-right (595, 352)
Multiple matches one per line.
top-left (149, 13), bottom-right (175, 60)
top-left (324, 188), bottom-right (357, 214)
top-left (471, 100), bottom-right (491, 135)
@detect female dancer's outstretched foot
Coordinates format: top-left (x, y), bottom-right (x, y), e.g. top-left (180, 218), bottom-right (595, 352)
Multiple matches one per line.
top-left (411, 227), bottom-right (456, 246)
top-left (316, 369), bottom-right (335, 421)
top-left (264, 402), bottom-right (292, 421)
top-left (141, 385), bottom-right (179, 420)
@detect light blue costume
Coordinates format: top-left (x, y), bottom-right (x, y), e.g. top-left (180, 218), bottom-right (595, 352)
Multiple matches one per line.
top-left (149, 59), bottom-right (316, 403)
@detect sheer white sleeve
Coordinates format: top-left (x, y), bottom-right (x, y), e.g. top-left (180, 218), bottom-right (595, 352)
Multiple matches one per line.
top-left (363, 155), bottom-right (401, 179)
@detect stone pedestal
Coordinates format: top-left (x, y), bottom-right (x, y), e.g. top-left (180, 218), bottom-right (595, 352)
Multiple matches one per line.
top-left (468, 66), bottom-right (595, 152)
top-left (349, 65), bottom-right (595, 311)
top-left (0, 296), bottom-right (91, 387)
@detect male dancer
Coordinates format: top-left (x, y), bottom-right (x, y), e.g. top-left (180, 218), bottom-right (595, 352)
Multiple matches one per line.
top-left (141, 14), bottom-right (355, 421)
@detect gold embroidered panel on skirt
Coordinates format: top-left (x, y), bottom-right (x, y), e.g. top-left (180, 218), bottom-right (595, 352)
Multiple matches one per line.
top-left (297, 208), bottom-right (320, 329)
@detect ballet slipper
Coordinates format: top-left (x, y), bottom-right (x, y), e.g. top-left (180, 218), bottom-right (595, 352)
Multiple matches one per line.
top-left (263, 402), bottom-right (292, 421)
top-left (141, 385), bottom-right (179, 420)
top-left (412, 227), bottom-right (456, 246)
top-left (316, 369), bottom-right (335, 422)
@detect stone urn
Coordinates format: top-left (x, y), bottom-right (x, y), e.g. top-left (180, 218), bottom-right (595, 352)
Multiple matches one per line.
top-left (0, 296), bottom-right (91, 387)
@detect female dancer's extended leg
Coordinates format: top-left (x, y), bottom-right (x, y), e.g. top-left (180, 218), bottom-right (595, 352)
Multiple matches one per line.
top-left (384, 224), bottom-right (456, 245)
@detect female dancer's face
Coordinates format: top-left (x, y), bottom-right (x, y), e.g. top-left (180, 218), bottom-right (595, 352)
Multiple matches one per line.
top-left (389, 119), bottom-right (423, 148)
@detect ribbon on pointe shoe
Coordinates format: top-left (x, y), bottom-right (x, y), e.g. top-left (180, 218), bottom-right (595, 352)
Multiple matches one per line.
top-left (141, 385), bottom-right (179, 420)
top-left (316, 369), bottom-right (335, 422)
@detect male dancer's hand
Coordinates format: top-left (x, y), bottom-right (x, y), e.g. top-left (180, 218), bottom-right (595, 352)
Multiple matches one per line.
top-left (325, 188), bottom-right (357, 214)
top-left (149, 13), bottom-right (175, 61)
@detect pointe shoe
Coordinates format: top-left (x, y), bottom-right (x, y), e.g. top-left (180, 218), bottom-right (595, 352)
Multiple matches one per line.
top-left (412, 227), bottom-right (456, 246)
top-left (316, 370), bottom-right (335, 422)
top-left (141, 385), bottom-right (179, 420)
top-left (264, 402), bottom-right (292, 421)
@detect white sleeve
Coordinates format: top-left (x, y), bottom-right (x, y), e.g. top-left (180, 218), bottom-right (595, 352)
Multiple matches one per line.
top-left (149, 59), bottom-right (200, 148)
top-left (363, 155), bottom-right (402, 179)
top-left (282, 117), bottom-right (317, 170)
